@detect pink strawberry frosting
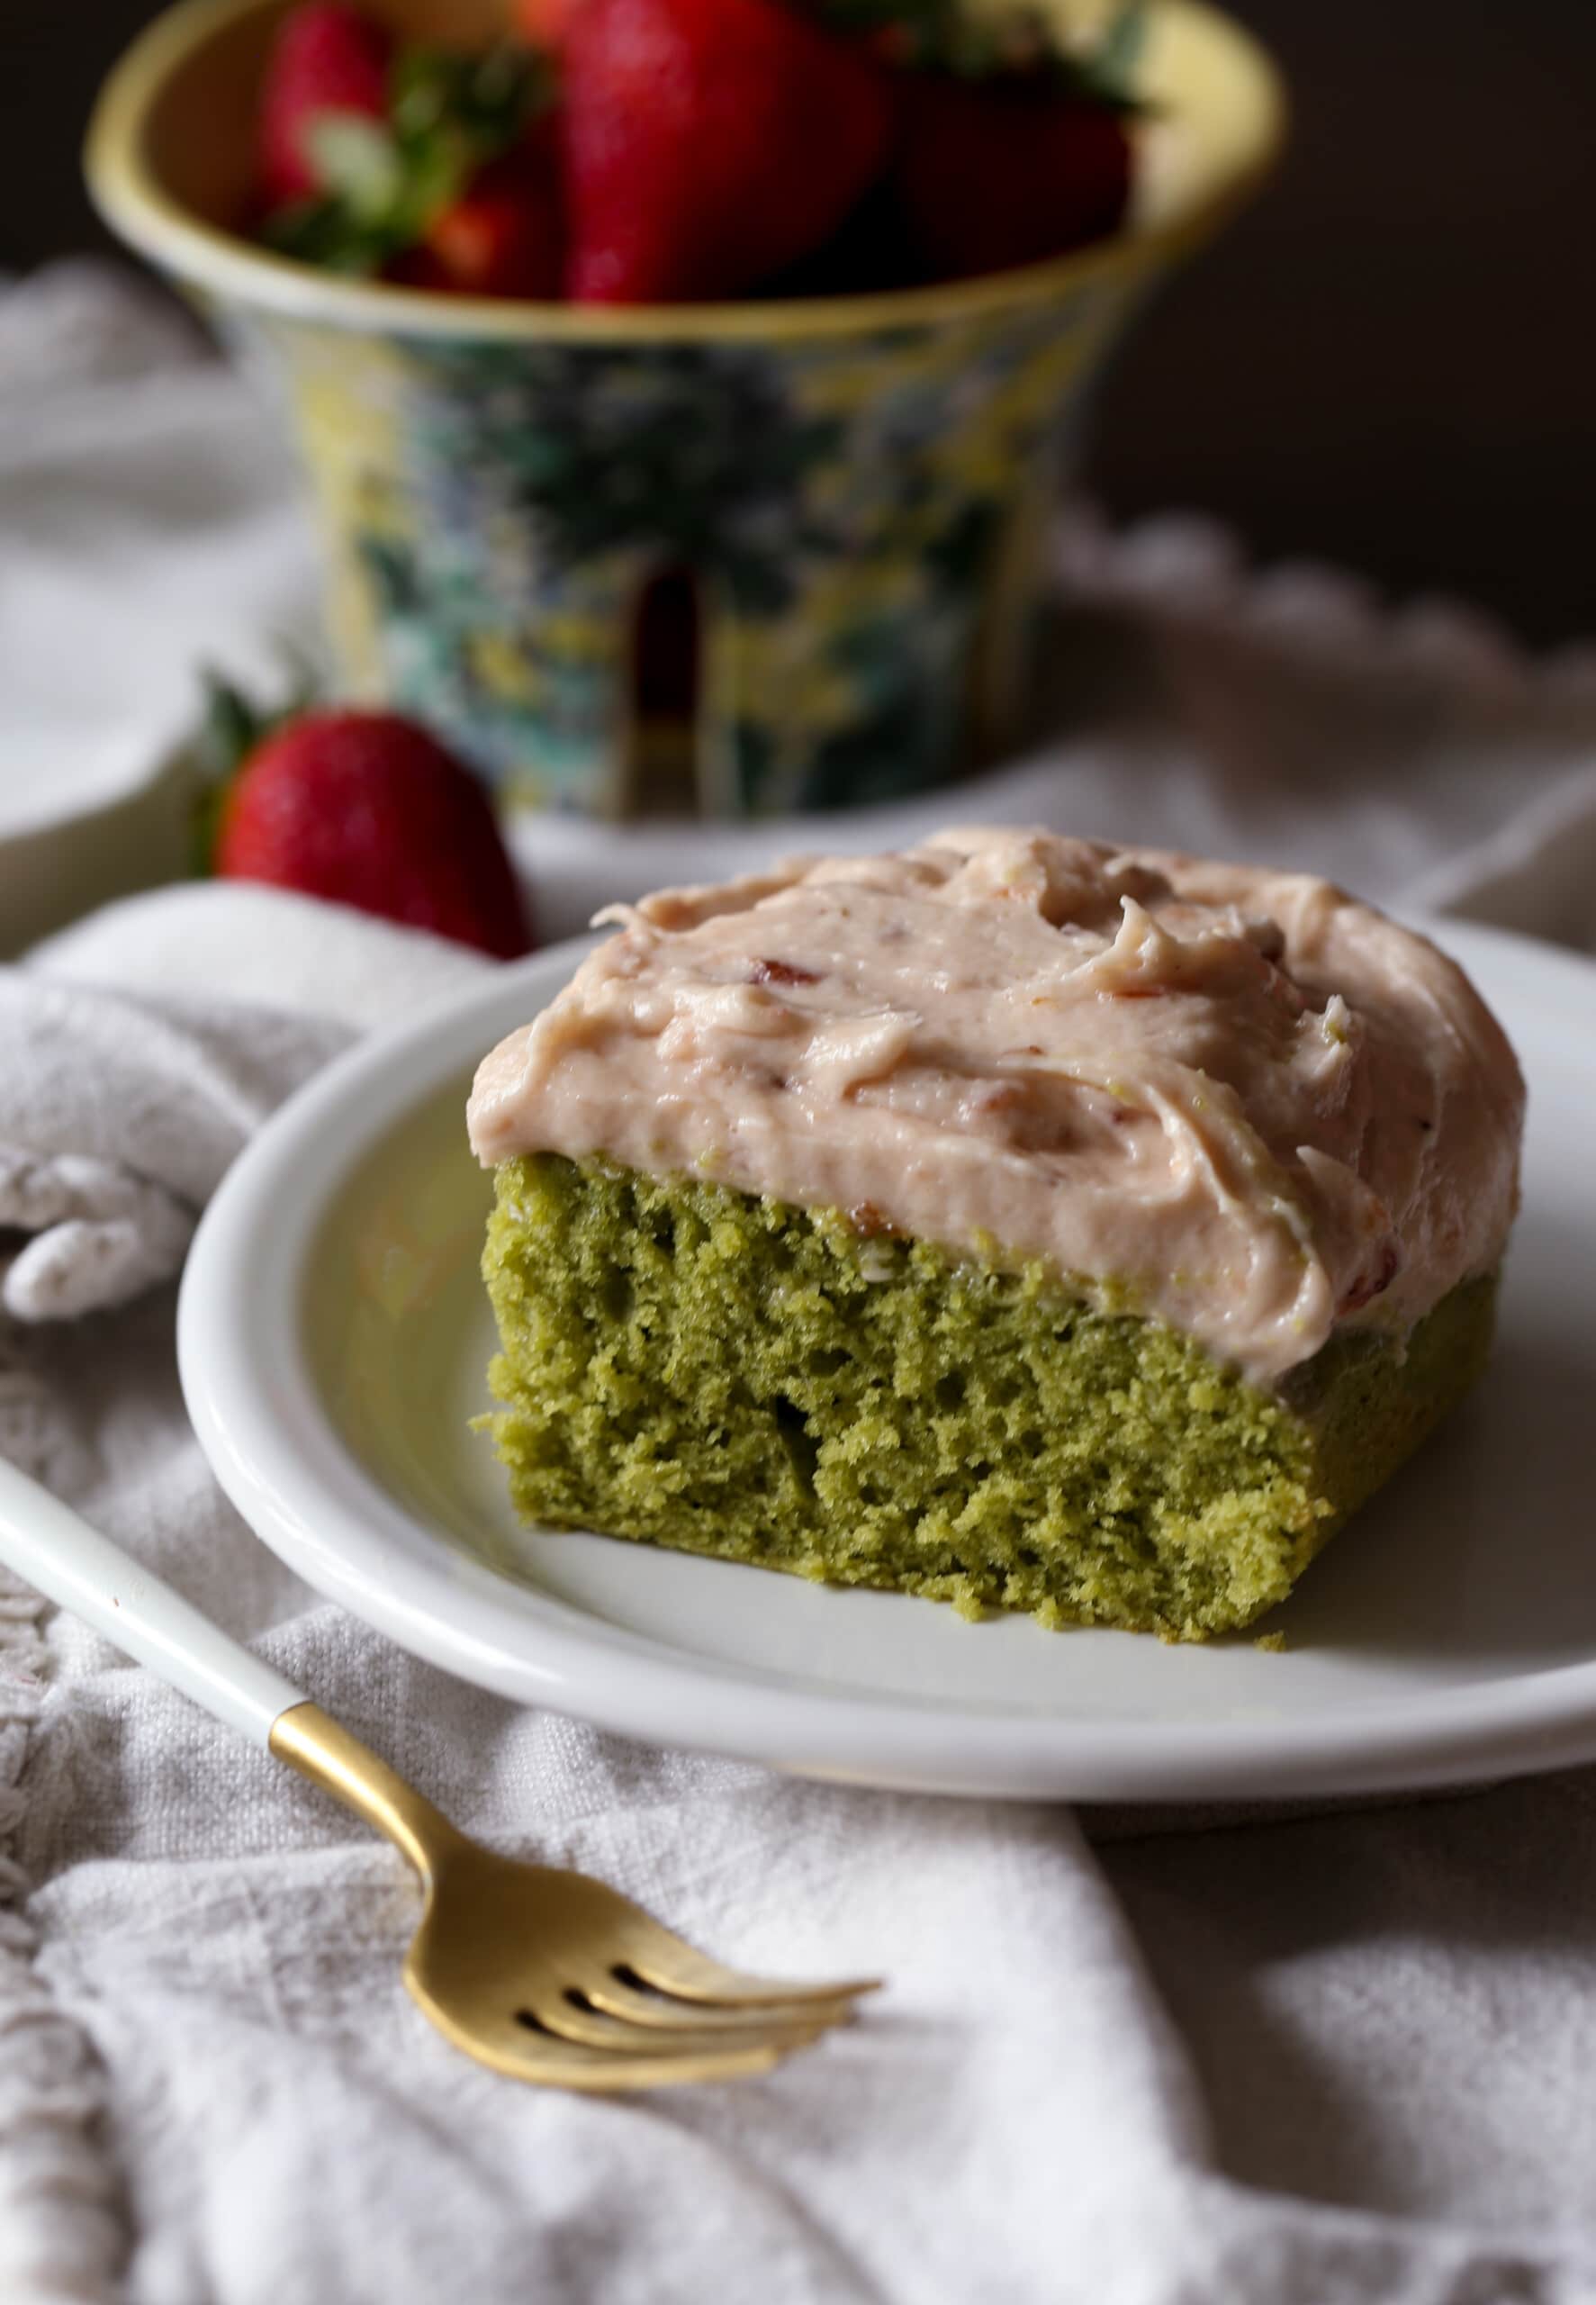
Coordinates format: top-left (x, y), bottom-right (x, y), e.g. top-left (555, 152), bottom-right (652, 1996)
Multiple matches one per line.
top-left (467, 828), bottom-right (1524, 1384)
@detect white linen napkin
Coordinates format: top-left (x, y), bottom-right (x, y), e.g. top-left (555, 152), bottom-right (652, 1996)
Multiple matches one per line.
top-left (9, 258), bottom-right (1596, 2305)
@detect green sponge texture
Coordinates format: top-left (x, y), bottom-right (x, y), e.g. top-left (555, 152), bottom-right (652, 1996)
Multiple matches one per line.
top-left (479, 1154), bottom-right (1498, 1639)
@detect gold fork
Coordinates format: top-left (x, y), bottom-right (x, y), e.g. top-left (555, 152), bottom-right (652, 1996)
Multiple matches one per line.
top-left (0, 1458), bottom-right (876, 2091)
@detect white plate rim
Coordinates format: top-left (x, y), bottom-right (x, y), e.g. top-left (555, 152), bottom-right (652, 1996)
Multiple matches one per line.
top-left (177, 914), bottom-right (1596, 1802)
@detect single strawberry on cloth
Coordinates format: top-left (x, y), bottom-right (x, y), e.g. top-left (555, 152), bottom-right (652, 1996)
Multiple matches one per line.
top-left (5, 885), bottom-right (1596, 2305)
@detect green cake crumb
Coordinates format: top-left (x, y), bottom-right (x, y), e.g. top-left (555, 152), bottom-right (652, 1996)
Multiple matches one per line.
top-left (477, 1154), bottom-right (1499, 1641)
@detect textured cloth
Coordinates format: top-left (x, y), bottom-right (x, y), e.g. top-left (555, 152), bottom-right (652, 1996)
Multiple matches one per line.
top-left (6, 261), bottom-right (1596, 2305)
top-left (0, 261), bottom-right (315, 845)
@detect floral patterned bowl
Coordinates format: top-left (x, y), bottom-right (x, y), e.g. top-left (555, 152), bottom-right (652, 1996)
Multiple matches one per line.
top-left (87, 0), bottom-right (1283, 818)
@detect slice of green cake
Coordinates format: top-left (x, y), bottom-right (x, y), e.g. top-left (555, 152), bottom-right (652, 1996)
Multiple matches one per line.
top-left (467, 829), bottom-right (1524, 1639)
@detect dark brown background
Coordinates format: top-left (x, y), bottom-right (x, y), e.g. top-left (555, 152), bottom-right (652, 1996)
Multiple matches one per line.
top-left (4, 0), bottom-right (1592, 644)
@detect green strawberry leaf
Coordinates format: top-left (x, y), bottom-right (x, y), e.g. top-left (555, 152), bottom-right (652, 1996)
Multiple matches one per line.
top-left (808, 0), bottom-right (1147, 98)
top-left (302, 113), bottom-right (406, 219)
top-left (260, 192), bottom-right (402, 275)
top-left (390, 42), bottom-right (548, 154)
top-left (262, 41), bottom-right (553, 280)
top-left (188, 664), bottom-right (318, 875)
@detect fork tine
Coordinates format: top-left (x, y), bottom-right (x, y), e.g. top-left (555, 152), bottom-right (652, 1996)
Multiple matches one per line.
top-left (523, 1993), bottom-right (834, 2057)
top-left (607, 1922), bottom-right (882, 2011)
top-left (412, 1998), bottom-right (818, 2093)
top-left (492, 2037), bottom-right (799, 2093)
top-left (573, 1967), bottom-right (862, 2034)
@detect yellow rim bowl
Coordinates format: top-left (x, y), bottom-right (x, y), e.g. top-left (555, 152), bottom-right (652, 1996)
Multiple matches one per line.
top-left (85, 0), bottom-right (1286, 344)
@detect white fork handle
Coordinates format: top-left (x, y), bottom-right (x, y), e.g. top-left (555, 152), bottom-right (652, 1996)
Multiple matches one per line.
top-left (0, 1454), bottom-right (304, 1747)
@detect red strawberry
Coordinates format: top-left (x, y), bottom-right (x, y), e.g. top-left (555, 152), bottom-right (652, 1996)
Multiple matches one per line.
top-left (215, 710), bottom-right (531, 958)
top-left (420, 147), bottom-right (563, 298)
top-left (893, 76), bottom-right (1131, 280)
top-left (561, 0), bottom-right (895, 303)
top-left (257, 4), bottom-right (392, 212)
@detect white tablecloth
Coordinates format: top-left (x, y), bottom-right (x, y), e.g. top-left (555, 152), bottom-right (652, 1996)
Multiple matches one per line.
top-left (5, 262), bottom-right (1596, 2305)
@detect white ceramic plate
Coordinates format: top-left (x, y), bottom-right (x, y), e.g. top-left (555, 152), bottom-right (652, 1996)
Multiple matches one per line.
top-left (178, 917), bottom-right (1596, 1803)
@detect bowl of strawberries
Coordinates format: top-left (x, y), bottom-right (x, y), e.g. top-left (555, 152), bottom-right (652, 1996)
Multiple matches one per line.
top-left (88, 0), bottom-right (1282, 818)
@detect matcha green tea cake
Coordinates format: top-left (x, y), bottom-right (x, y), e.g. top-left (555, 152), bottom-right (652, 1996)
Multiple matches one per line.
top-left (467, 830), bottom-right (1524, 1639)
